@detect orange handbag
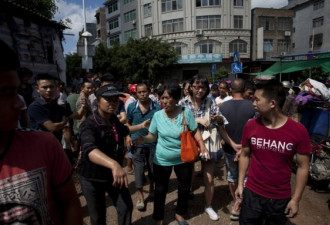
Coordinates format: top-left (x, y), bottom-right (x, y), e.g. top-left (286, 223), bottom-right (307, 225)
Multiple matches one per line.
top-left (180, 108), bottom-right (200, 163)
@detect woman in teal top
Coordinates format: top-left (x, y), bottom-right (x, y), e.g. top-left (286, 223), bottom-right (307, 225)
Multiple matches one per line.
top-left (134, 83), bottom-right (208, 225)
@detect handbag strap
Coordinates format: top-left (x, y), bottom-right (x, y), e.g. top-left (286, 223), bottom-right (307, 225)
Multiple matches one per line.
top-left (205, 98), bottom-right (211, 121)
top-left (182, 108), bottom-right (188, 131)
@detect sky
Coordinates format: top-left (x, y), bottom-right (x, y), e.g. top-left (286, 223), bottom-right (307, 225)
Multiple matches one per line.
top-left (55, 0), bottom-right (289, 55)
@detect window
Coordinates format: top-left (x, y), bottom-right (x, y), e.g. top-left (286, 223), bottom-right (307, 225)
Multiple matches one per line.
top-left (124, 29), bottom-right (137, 41)
top-left (172, 42), bottom-right (187, 54)
top-left (263, 39), bottom-right (273, 52)
top-left (196, 0), bottom-right (220, 7)
top-left (234, 16), bottom-right (243, 29)
top-left (195, 40), bottom-right (221, 54)
top-left (124, 10), bottom-right (136, 23)
top-left (310, 33), bottom-right (323, 49)
top-left (277, 39), bottom-right (290, 52)
top-left (313, 0), bottom-right (324, 10)
top-left (278, 17), bottom-right (291, 30)
top-left (123, 0), bottom-right (134, 5)
top-left (313, 17), bottom-right (324, 28)
top-left (144, 24), bottom-right (153, 36)
top-left (162, 18), bottom-right (184, 33)
top-left (144, 3), bottom-right (152, 18)
top-left (109, 35), bottom-right (120, 46)
top-left (229, 40), bottom-right (247, 53)
top-left (259, 16), bottom-right (275, 31)
top-left (161, 0), bottom-right (182, 13)
top-left (196, 16), bottom-right (221, 29)
top-left (108, 1), bottom-right (118, 13)
top-left (234, 0), bottom-right (243, 7)
top-left (109, 18), bottom-right (119, 30)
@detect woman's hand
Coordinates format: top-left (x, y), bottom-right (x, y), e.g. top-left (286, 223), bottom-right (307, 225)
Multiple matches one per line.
top-left (196, 118), bottom-right (210, 129)
top-left (199, 145), bottom-right (210, 161)
top-left (112, 162), bottom-right (128, 188)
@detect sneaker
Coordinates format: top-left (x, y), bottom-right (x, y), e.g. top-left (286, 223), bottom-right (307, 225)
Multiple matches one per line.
top-left (205, 207), bottom-right (219, 221)
top-left (136, 199), bottom-right (145, 210)
top-left (230, 214), bottom-right (239, 221)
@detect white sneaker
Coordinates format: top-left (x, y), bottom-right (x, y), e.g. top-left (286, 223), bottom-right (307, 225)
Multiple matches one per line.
top-left (205, 207), bottom-right (219, 221)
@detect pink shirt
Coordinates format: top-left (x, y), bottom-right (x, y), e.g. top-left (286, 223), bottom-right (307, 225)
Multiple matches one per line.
top-left (241, 117), bottom-right (311, 199)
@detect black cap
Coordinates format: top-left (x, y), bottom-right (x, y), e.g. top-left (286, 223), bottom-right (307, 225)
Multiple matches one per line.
top-left (96, 85), bottom-right (125, 98)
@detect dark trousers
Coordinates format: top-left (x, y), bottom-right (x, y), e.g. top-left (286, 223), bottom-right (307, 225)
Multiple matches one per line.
top-left (239, 188), bottom-right (291, 225)
top-left (79, 176), bottom-right (133, 225)
top-left (153, 163), bottom-right (193, 221)
top-left (132, 146), bottom-right (154, 188)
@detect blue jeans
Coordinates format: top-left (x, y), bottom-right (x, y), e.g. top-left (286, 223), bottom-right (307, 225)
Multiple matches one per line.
top-left (132, 146), bottom-right (154, 188)
top-left (79, 176), bottom-right (133, 225)
top-left (225, 153), bottom-right (238, 183)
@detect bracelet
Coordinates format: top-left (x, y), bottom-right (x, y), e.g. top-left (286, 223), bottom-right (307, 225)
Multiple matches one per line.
top-left (196, 138), bottom-right (203, 143)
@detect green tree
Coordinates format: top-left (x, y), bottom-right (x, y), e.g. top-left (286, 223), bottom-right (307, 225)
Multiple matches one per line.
top-left (65, 52), bottom-right (83, 85)
top-left (208, 66), bottom-right (229, 83)
top-left (299, 66), bottom-right (330, 84)
top-left (106, 37), bottom-right (178, 83)
top-left (93, 43), bottom-right (112, 74)
top-left (12, 0), bottom-right (58, 19)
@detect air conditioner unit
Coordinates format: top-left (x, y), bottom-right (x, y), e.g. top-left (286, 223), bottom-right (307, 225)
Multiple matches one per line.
top-left (132, 20), bottom-right (136, 25)
top-left (284, 31), bottom-right (291, 36)
top-left (196, 29), bottom-right (203, 36)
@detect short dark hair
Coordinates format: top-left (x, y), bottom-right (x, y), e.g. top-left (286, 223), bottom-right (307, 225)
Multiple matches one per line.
top-left (189, 74), bottom-right (210, 98)
top-left (256, 79), bottom-right (286, 108)
top-left (17, 67), bottom-right (33, 79)
top-left (210, 84), bottom-right (218, 90)
top-left (0, 40), bottom-right (20, 72)
top-left (100, 73), bottom-right (115, 83)
top-left (244, 80), bottom-right (256, 91)
top-left (158, 83), bottom-right (182, 102)
top-left (35, 73), bottom-right (56, 83)
top-left (136, 82), bottom-right (150, 91)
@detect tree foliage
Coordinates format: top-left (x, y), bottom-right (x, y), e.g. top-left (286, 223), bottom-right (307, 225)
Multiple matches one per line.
top-left (12, 0), bottom-right (58, 19)
top-left (65, 52), bottom-right (83, 84)
top-left (93, 38), bottom-right (178, 83)
top-left (299, 66), bottom-right (330, 84)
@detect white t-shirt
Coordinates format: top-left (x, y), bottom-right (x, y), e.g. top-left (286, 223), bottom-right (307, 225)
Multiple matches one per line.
top-left (215, 95), bottom-right (233, 107)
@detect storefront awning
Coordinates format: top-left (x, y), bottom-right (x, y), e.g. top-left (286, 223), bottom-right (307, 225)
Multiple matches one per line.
top-left (250, 57), bottom-right (330, 76)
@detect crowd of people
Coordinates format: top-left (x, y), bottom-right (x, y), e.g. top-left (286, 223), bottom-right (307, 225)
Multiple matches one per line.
top-left (0, 39), bottom-right (313, 225)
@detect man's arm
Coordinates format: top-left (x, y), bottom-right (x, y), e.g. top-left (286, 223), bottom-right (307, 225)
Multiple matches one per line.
top-left (235, 146), bottom-right (251, 200)
top-left (285, 153), bottom-right (310, 218)
top-left (69, 106), bottom-right (85, 120)
top-left (54, 177), bottom-right (83, 225)
top-left (218, 125), bottom-right (241, 152)
top-left (41, 119), bottom-right (68, 133)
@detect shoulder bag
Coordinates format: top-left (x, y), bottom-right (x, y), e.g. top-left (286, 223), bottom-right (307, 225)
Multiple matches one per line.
top-left (202, 98), bottom-right (223, 162)
top-left (180, 108), bottom-right (200, 163)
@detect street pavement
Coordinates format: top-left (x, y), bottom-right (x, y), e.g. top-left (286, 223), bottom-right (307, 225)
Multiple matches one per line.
top-left (78, 159), bottom-right (330, 225)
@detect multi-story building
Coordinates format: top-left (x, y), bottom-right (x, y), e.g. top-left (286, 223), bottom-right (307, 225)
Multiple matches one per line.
top-left (103, 0), bottom-right (251, 80)
top-left (250, 8), bottom-right (294, 72)
top-left (285, 0), bottom-right (330, 54)
top-left (95, 7), bottom-right (108, 46)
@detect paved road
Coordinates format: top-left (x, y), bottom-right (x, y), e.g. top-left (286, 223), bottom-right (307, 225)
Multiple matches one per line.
top-left (78, 159), bottom-right (330, 225)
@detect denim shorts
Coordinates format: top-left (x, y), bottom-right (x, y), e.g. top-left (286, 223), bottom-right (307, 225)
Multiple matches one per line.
top-left (225, 153), bottom-right (238, 182)
top-left (132, 146), bottom-right (154, 188)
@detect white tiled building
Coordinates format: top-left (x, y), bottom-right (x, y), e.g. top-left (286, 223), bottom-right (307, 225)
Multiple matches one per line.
top-left (104, 0), bottom-right (251, 80)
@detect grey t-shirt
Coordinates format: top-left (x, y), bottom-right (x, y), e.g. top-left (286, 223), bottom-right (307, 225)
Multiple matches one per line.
top-left (219, 99), bottom-right (255, 155)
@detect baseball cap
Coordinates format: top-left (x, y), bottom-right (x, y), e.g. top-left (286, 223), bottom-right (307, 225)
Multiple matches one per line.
top-left (96, 85), bottom-right (125, 98)
top-left (129, 84), bottom-right (137, 93)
